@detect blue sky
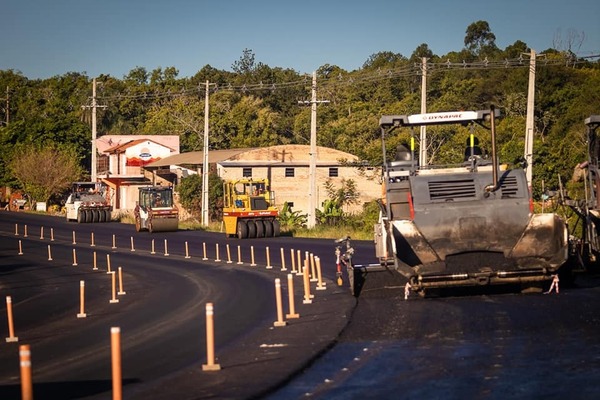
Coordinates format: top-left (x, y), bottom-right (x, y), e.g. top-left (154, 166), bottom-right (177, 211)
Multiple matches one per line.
top-left (2, 0), bottom-right (598, 79)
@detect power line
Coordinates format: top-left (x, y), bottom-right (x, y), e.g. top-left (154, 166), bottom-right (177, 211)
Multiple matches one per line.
top-left (88, 54), bottom-right (585, 102)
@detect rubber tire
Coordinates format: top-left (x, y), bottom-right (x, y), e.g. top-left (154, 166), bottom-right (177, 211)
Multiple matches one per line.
top-left (272, 219), bottom-right (281, 237)
top-left (104, 210), bottom-right (111, 222)
top-left (237, 220), bottom-right (248, 239)
top-left (98, 209), bottom-right (105, 223)
top-left (254, 220), bottom-right (264, 238)
top-left (92, 209), bottom-right (100, 223)
top-left (263, 220), bottom-right (273, 237)
top-left (84, 209), bottom-right (92, 223)
top-left (246, 220), bottom-right (257, 238)
top-left (77, 209), bottom-right (84, 223)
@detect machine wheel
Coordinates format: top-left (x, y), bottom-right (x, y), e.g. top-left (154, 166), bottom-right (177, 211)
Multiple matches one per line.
top-left (92, 209), bottom-right (100, 223)
top-left (77, 209), bottom-right (84, 223)
top-left (272, 219), bottom-right (281, 237)
top-left (246, 220), bottom-right (257, 238)
top-left (104, 210), bottom-right (112, 222)
top-left (84, 209), bottom-right (92, 223)
top-left (237, 220), bottom-right (248, 239)
top-left (263, 220), bottom-right (273, 237)
top-left (254, 220), bottom-right (264, 238)
top-left (98, 209), bottom-right (105, 222)
top-left (135, 216), bottom-right (142, 232)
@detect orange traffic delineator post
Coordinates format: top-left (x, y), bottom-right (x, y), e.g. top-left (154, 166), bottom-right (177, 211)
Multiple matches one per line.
top-left (106, 254), bottom-right (112, 274)
top-left (18, 240), bottom-right (23, 256)
top-left (250, 246), bottom-right (256, 267)
top-left (290, 249), bottom-right (296, 273)
top-left (164, 239), bottom-right (169, 256)
top-left (315, 256), bottom-right (326, 290)
top-left (310, 253), bottom-right (318, 282)
top-left (130, 236), bottom-right (135, 252)
top-left (266, 246), bottom-right (273, 269)
top-left (77, 280), bottom-right (87, 318)
top-left (214, 243), bottom-right (220, 262)
top-left (296, 250), bottom-right (302, 276)
top-left (111, 327), bottom-right (123, 400)
top-left (302, 262), bottom-right (313, 304)
top-left (202, 242), bottom-right (208, 260)
top-left (5, 296), bottom-right (19, 342)
top-left (273, 278), bottom-right (287, 327)
top-left (93, 251), bottom-right (98, 271)
top-left (112, 234), bottom-right (117, 249)
top-left (236, 245), bottom-right (243, 265)
top-left (47, 245), bottom-right (53, 261)
top-left (305, 252), bottom-right (311, 279)
top-left (185, 241), bottom-right (191, 259)
top-left (50, 228), bottom-right (54, 242)
top-left (286, 274), bottom-right (300, 319)
top-left (109, 272), bottom-right (119, 304)
top-left (19, 344), bottom-right (33, 400)
top-left (14, 223), bottom-right (18, 236)
top-left (40, 226), bottom-right (44, 240)
top-left (90, 232), bottom-right (95, 247)
top-left (226, 244), bottom-right (232, 264)
top-left (72, 249), bottom-right (78, 266)
top-left (280, 248), bottom-right (287, 271)
top-left (202, 303), bottom-right (221, 371)
top-left (24, 225), bottom-right (28, 238)
top-left (302, 265), bottom-right (312, 304)
top-left (151, 239), bottom-right (156, 255)
top-left (117, 267), bottom-right (126, 295)
top-left (72, 230), bottom-right (76, 244)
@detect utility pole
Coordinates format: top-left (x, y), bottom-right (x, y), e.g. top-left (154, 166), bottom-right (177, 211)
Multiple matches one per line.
top-left (81, 78), bottom-right (106, 182)
top-left (524, 49), bottom-right (537, 191)
top-left (298, 72), bottom-right (329, 229)
top-left (419, 57), bottom-right (428, 166)
top-left (201, 81), bottom-right (210, 227)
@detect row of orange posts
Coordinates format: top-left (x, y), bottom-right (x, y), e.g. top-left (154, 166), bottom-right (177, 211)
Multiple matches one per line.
top-left (8, 222), bottom-right (331, 399)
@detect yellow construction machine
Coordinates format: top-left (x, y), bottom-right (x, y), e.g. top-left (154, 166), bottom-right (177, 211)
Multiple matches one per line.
top-left (222, 178), bottom-right (280, 238)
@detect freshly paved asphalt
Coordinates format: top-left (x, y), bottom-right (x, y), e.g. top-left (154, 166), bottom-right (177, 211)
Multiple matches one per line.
top-left (6, 210), bottom-right (598, 400)
top-left (0, 211), bottom-right (357, 399)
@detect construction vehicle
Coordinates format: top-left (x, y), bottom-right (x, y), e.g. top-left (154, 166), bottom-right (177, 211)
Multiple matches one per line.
top-left (134, 186), bottom-right (179, 233)
top-left (222, 178), bottom-right (280, 239)
top-left (65, 182), bottom-right (112, 223)
top-left (346, 107), bottom-right (569, 297)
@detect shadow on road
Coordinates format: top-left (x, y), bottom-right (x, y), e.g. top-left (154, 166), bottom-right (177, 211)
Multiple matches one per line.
top-left (0, 378), bottom-right (140, 400)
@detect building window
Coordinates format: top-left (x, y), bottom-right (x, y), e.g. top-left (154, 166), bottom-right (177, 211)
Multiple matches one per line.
top-left (285, 167), bottom-right (295, 177)
top-left (329, 167), bottom-right (339, 177)
top-left (242, 167), bottom-right (252, 177)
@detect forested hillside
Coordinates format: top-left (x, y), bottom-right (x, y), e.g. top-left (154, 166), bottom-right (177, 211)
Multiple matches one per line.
top-left (1, 21), bottom-right (598, 201)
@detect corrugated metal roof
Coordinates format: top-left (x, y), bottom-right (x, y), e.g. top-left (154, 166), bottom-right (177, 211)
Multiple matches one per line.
top-left (145, 148), bottom-right (256, 168)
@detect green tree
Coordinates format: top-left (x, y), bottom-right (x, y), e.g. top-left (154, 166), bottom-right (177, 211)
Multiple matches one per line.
top-left (464, 20), bottom-right (498, 57)
top-left (9, 144), bottom-right (84, 206)
top-left (177, 173), bottom-right (223, 222)
top-left (232, 48), bottom-right (257, 75)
